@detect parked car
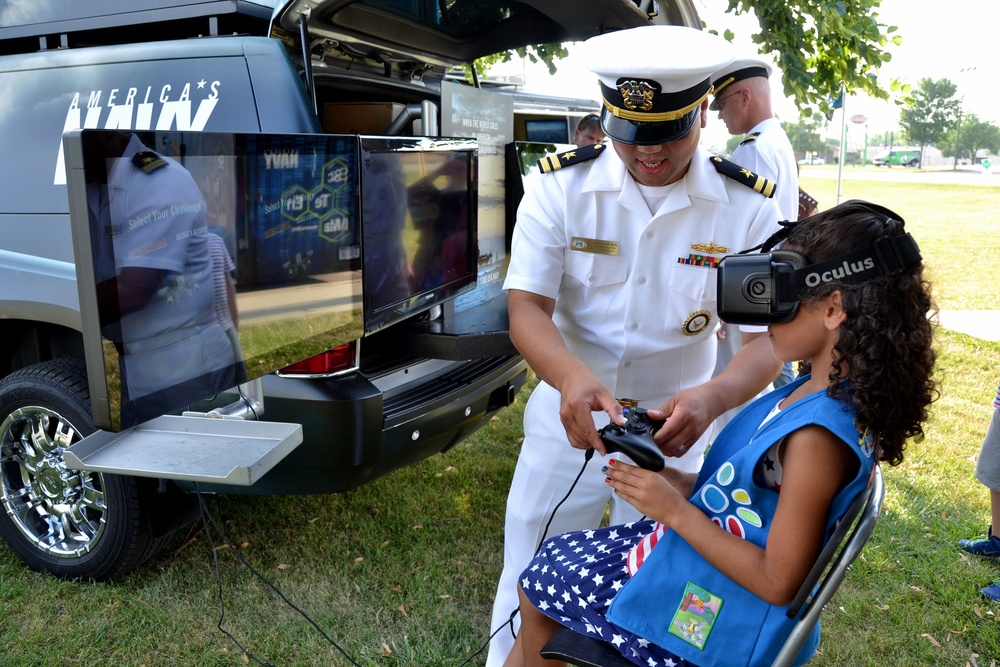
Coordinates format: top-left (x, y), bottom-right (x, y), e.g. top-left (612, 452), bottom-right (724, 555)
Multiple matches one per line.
top-left (0, 0), bottom-right (700, 580)
top-left (872, 149), bottom-right (920, 167)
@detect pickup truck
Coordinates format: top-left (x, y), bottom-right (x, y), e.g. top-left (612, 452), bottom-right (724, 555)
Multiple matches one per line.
top-left (0, 0), bottom-right (698, 580)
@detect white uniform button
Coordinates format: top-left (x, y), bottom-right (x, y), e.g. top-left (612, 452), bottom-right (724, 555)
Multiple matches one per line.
top-left (646, 231), bottom-right (654, 239)
top-left (588, 275), bottom-right (596, 282)
top-left (630, 322), bottom-right (639, 330)
top-left (623, 361), bottom-right (632, 368)
top-left (639, 276), bottom-right (647, 285)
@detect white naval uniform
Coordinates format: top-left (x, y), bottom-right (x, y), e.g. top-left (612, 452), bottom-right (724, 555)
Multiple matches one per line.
top-left (106, 135), bottom-right (236, 424)
top-left (486, 145), bottom-right (780, 665)
top-left (732, 117), bottom-right (798, 222)
top-left (715, 115), bottom-right (799, 421)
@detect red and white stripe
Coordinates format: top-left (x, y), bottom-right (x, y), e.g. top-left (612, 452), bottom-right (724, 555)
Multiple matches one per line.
top-left (626, 522), bottom-right (667, 576)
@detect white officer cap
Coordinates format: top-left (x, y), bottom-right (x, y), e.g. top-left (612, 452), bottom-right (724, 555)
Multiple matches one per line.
top-left (578, 26), bottom-right (734, 145)
top-left (710, 54), bottom-right (775, 110)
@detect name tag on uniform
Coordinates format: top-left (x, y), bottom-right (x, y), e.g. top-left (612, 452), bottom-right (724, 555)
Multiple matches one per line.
top-left (570, 237), bottom-right (619, 256)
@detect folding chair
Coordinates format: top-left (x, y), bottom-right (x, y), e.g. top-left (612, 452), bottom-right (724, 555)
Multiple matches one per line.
top-left (540, 466), bottom-right (885, 667)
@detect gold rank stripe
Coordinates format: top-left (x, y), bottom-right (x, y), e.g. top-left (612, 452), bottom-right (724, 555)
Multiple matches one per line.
top-left (538, 154), bottom-right (564, 173)
top-left (752, 175), bottom-right (775, 197)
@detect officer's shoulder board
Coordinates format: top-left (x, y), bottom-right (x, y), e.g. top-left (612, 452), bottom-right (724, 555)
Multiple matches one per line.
top-left (710, 155), bottom-right (775, 198)
top-left (537, 142), bottom-right (606, 174)
top-left (132, 151), bottom-right (168, 174)
top-left (738, 131), bottom-right (761, 146)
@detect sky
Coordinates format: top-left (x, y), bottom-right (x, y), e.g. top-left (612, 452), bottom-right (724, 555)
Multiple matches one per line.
top-left (501, 0), bottom-right (997, 152)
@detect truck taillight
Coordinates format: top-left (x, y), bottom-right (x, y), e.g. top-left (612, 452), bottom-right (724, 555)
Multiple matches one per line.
top-left (278, 342), bottom-right (358, 377)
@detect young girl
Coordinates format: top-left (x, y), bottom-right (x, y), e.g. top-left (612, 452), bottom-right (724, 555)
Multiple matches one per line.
top-left (504, 200), bottom-right (937, 667)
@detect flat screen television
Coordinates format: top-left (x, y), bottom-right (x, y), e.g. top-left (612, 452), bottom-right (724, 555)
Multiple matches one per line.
top-left (522, 118), bottom-right (570, 143)
top-left (359, 136), bottom-right (478, 334)
top-left (64, 130), bottom-right (478, 431)
top-left (505, 141), bottom-right (575, 234)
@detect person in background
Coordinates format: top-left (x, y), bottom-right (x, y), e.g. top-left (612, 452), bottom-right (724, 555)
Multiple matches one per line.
top-left (486, 25), bottom-right (783, 666)
top-left (799, 186), bottom-right (820, 219)
top-left (797, 162), bottom-right (820, 219)
top-left (711, 54), bottom-right (800, 406)
top-left (958, 378), bottom-right (1000, 600)
top-left (572, 113), bottom-right (606, 147)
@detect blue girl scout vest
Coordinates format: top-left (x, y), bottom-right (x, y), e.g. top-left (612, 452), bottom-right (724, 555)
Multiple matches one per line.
top-left (607, 376), bottom-right (877, 667)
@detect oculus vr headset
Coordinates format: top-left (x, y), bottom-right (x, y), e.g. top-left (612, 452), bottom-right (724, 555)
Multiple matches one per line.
top-left (717, 203), bottom-right (921, 325)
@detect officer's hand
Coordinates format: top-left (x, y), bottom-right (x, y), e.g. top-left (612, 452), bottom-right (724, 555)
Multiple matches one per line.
top-left (647, 385), bottom-right (717, 458)
top-left (557, 371), bottom-right (623, 453)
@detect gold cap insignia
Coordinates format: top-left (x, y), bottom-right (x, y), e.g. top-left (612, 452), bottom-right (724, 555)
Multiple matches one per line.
top-left (618, 80), bottom-right (656, 111)
top-left (682, 310), bottom-right (713, 336)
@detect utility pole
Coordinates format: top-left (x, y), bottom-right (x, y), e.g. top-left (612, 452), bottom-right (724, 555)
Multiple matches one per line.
top-left (955, 67), bottom-right (977, 171)
top-left (954, 99), bottom-right (963, 171)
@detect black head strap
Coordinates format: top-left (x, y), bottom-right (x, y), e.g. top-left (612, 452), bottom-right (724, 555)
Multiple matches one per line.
top-left (779, 233), bottom-right (922, 300)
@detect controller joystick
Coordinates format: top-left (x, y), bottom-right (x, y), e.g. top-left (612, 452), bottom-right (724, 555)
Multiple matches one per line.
top-left (598, 407), bottom-right (666, 472)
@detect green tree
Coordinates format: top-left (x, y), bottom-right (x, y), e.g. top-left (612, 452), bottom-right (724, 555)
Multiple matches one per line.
top-left (474, 0), bottom-right (906, 117)
top-left (898, 77), bottom-right (960, 168)
top-left (718, 0), bottom-right (905, 117)
top-left (782, 116), bottom-right (827, 158)
top-left (957, 113), bottom-right (1000, 164)
top-left (725, 134), bottom-right (743, 155)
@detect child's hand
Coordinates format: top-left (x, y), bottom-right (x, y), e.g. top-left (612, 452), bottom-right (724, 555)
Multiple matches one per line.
top-left (602, 459), bottom-right (688, 523)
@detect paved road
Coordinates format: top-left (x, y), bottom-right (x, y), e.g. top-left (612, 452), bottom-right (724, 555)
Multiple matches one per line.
top-left (936, 311), bottom-right (1000, 342)
top-left (800, 165), bottom-right (999, 187)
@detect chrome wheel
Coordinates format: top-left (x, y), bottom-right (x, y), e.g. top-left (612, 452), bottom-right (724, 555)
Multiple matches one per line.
top-left (0, 405), bottom-right (107, 558)
top-left (0, 357), bottom-right (173, 580)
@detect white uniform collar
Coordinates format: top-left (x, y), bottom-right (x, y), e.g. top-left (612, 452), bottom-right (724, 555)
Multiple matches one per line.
top-left (583, 146), bottom-right (729, 202)
top-left (746, 116), bottom-right (780, 137)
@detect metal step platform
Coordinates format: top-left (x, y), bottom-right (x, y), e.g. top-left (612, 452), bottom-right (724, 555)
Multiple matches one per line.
top-left (63, 415), bottom-right (302, 486)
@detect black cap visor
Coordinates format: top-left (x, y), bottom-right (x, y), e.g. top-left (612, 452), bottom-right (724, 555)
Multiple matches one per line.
top-left (601, 106), bottom-right (699, 146)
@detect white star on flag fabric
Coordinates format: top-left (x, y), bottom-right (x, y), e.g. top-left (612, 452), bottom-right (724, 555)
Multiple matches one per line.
top-left (518, 519), bottom-right (694, 666)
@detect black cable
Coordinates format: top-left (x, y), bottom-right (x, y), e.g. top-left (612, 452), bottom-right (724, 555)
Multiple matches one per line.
top-left (195, 488), bottom-right (363, 667)
top-left (195, 442), bottom-right (597, 666)
top-left (465, 448), bottom-right (596, 663)
top-left (537, 448), bottom-right (594, 554)
top-left (236, 384), bottom-right (259, 420)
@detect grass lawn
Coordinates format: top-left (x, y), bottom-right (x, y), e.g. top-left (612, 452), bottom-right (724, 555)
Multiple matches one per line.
top-left (2, 174), bottom-right (999, 666)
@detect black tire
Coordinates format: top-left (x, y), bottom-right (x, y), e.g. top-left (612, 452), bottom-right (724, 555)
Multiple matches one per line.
top-left (0, 357), bottom-right (170, 580)
top-left (908, 158), bottom-right (919, 167)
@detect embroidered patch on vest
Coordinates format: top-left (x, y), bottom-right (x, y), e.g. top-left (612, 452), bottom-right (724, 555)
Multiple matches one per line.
top-left (668, 582), bottom-right (724, 650)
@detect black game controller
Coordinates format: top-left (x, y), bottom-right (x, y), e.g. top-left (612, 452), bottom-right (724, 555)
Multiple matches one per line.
top-left (598, 407), bottom-right (666, 472)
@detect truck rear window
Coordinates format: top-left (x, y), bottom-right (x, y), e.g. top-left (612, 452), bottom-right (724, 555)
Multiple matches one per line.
top-left (364, 0), bottom-right (532, 37)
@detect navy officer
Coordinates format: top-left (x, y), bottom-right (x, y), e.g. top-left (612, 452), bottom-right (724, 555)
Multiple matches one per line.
top-left (487, 25), bottom-right (783, 665)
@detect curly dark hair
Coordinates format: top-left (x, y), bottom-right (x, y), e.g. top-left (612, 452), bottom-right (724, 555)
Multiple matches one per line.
top-left (779, 200), bottom-right (937, 465)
